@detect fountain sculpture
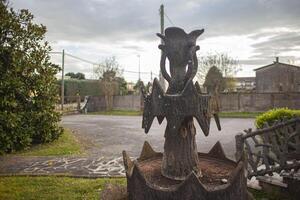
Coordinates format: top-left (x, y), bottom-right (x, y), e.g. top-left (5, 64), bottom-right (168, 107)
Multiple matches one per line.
top-left (123, 27), bottom-right (249, 200)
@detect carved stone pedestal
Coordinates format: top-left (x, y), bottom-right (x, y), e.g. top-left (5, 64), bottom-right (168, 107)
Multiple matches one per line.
top-left (123, 141), bottom-right (248, 200)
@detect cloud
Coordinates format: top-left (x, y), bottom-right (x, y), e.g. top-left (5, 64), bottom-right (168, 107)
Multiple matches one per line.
top-left (239, 59), bottom-right (268, 66)
top-left (253, 32), bottom-right (300, 49)
top-left (11, 0), bottom-right (300, 42)
top-left (11, 0), bottom-right (160, 43)
top-left (10, 0), bottom-right (300, 80)
top-left (167, 0), bottom-right (300, 37)
top-left (250, 31), bottom-right (300, 61)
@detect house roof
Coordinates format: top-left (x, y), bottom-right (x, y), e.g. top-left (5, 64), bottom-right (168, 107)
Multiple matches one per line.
top-left (254, 62), bottom-right (300, 71)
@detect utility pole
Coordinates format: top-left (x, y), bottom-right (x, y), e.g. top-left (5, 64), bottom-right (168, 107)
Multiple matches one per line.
top-left (159, 4), bottom-right (166, 91)
top-left (151, 71), bottom-right (153, 81)
top-left (160, 4), bottom-right (164, 42)
top-left (61, 49), bottom-right (65, 110)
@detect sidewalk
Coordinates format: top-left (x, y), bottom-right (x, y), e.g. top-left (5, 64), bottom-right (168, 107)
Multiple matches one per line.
top-left (0, 156), bottom-right (125, 178)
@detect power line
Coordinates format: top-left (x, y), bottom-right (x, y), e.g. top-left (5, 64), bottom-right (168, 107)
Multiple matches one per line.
top-left (123, 70), bottom-right (159, 77)
top-left (49, 51), bottom-right (62, 55)
top-left (164, 12), bottom-right (175, 26)
top-left (123, 70), bottom-right (152, 74)
top-left (50, 51), bottom-right (98, 65)
top-left (65, 53), bottom-right (98, 65)
top-left (50, 50), bottom-right (159, 81)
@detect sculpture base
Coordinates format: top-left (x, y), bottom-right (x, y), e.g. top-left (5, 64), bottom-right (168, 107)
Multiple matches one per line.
top-left (139, 154), bottom-right (235, 188)
top-left (123, 141), bottom-right (251, 200)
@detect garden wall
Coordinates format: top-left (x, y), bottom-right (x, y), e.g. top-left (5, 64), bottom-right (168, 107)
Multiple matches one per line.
top-left (113, 95), bottom-right (142, 111)
top-left (220, 92), bottom-right (300, 112)
top-left (86, 95), bottom-right (142, 112)
top-left (86, 92), bottom-right (300, 112)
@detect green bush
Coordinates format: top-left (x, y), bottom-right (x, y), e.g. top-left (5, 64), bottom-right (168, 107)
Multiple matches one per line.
top-left (57, 78), bottom-right (127, 97)
top-left (0, 1), bottom-right (63, 154)
top-left (57, 79), bottom-right (103, 97)
top-left (255, 108), bottom-right (300, 129)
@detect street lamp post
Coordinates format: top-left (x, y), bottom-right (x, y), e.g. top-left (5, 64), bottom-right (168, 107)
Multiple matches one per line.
top-left (137, 55), bottom-right (141, 81)
top-left (61, 49), bottom-right (65, 110)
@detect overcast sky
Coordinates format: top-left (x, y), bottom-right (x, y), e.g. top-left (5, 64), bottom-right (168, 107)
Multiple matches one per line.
top-left (11, 0), bottom-right (300, 82)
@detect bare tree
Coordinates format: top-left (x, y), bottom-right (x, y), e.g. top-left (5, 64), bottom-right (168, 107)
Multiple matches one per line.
top-left (196, 52), bottom-right (240, 85)
top-left (94, 56), bottom-right (123, 111)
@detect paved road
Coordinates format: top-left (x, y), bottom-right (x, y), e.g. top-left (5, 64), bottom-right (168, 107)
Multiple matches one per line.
top-left (0, 115), bottom-right (255, 177)
top-left (62, 115), bottom-right (255, 160)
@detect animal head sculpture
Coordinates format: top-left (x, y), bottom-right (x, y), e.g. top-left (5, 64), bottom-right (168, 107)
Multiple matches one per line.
top-left (157, 27), bottom-right (204, 93)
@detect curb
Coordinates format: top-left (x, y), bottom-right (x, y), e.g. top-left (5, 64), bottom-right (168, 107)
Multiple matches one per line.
top-left (0, 173), bottom-right (125, 179)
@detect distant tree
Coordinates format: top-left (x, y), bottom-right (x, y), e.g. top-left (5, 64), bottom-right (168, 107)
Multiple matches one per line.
top-left (75, 72), bottom-right (85, 79)
top-left (94, 56), bottom-right (123, 110)
top-left (204, 67), bottom-right (224, 119)
top-left (133, 79), bottom-right (146, 94)
top-left (94, 56), bottom-right (122, 79)
top-left (116, 77), bottom-right (128, 95)
top-left (0, 0), bottom-right (62, 153)
top-left (197, 52), bottom-right (240, 86)
top-left (65, 72), bottom-right (76, 78)
top-left (203, 66), bottom-right (225, 93)
top-left (65, 72), bottom-right (85, 79)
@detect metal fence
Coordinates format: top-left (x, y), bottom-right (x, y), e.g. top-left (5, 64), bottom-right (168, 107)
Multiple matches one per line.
top-left (235, 117), bottom-right (300, 179)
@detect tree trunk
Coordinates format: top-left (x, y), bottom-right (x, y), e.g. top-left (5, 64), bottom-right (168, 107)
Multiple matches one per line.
top-left (161, 117), bottom-right (201, 180)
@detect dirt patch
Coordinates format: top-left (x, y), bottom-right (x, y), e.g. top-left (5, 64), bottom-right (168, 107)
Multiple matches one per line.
top-left (199, 157), bottom-right (236, 186)
top-left (138, 157), bottom-right (181, 188)
top-left (138, 155), bottom-right (236, 188)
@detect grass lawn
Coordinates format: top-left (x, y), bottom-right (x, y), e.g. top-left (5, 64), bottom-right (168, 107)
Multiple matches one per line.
top-left (89, 109), bottom-right (262, 118)
top-left (11, 129), bottom-right (84, 156)
top-left (0, 176), bottom-right (281, 200)
top-left (219, 111), bottom-right (263, 118)
top-left (0, 176), bottom-right (126, 200)
top-left (248, 188), bottom-right (287, 200)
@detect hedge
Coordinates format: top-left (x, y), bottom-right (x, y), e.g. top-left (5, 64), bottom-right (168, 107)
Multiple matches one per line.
top-left (255, 108), bottom-right (300, 129)
top-left (57, 79), bottom-right (103, 97)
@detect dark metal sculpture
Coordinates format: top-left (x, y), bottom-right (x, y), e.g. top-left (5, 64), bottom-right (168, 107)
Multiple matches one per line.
top-left (123, 27), bottom-right (249, 200)
top-left (143, 27), bottom-right (221, 179)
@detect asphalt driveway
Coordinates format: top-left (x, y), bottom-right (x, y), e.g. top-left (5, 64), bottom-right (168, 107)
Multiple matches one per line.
top-left (62, 115), bottom-right (255, 160)
top-left (0, 115), bottom-right (255, 177)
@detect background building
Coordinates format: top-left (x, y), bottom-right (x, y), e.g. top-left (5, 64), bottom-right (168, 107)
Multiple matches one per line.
top-left (255, 57), bottom-right (300, 93)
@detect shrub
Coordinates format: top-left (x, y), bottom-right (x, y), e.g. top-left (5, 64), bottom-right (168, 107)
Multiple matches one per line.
top-left (57, 79), bottom-right (103, 97)
top-left (255, 108), bottom-right (300, 129)
top-left (0, 1), bottom-right (63, 153)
